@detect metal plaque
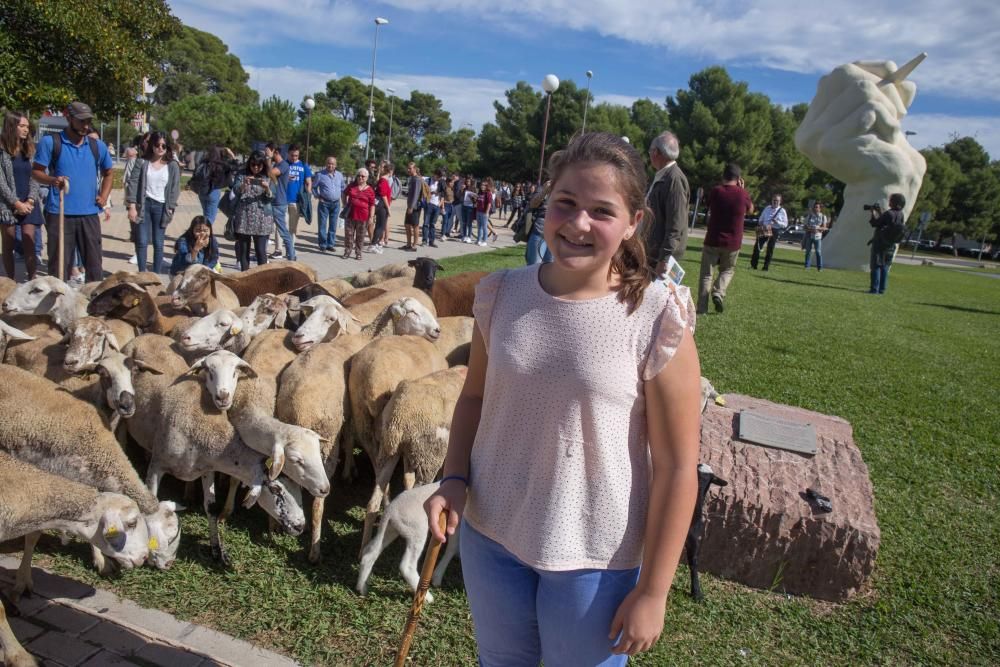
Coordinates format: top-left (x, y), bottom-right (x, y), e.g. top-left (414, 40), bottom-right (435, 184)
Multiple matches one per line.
top-left (737, 410), bottom-right (817, 455)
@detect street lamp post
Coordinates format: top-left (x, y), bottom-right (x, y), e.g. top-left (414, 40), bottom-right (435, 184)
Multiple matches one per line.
top-left (537, 74), bottom-right (559, 187)
top-left (582, 70), bottom-right (593, 134)
top-left (303, 97), bottom-right (315, 164)
top-left (365, 17), bottom-right (389, 161)
top-left (385, 87), bottom-right (395, 162)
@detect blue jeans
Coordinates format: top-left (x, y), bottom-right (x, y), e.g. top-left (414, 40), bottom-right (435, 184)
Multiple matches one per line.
top-left (199, 188), bottom-right (222, 226)
top-left (272, 204), bottom-right (295, 260)
top-left (461, 521), bottom-right (637, 667)
top-left (476, 211), bottom-right (489, 243)
top-left (136, 200), bottom-right (167, 274)
top-left (525, 230), bottom-right (552, 265)
top-left (316, 200), bottom-right (341, 249)
top-left (804, 236), bottom-right (822, 269)
top-left (869, 245), bottom-right (893, 294)
top-left (461, 205), bottom-right (475, 238)
top-left (423, 204), bottom-right (439, 244)
top-left (442, 203), bottom-right (455, 237)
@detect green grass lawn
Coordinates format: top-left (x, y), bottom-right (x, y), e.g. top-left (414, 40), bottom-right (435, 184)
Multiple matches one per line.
top-left (32, 242), bottom-right (999, 665)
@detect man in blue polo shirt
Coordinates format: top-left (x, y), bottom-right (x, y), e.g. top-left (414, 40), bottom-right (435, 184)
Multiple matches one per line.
top-left (32, 102), bottom-right (114, 281)
top-left (284, 144), bottom-right (312, 257)
top-left (265, 142), bottom-right (295, 260)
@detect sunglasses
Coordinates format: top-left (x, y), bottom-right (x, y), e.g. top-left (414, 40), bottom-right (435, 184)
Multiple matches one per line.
top-left (155, 143), bottom-right (167, 148)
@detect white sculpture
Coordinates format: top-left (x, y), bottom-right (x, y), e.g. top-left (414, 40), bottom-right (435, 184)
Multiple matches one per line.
top-left (795, 55), bottom-right (928, 270)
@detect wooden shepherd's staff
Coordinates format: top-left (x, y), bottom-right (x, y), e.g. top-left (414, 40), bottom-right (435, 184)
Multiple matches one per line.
top-left (57, 179), bottom-right (69, 281)
top-left (394, 511), bottom-right (448, 667)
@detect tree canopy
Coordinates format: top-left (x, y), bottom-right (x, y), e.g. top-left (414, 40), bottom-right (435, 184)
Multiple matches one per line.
top-left (0, 0), bottom-right (179, 116)
top-left (152, 25), bottom-right (257, 107)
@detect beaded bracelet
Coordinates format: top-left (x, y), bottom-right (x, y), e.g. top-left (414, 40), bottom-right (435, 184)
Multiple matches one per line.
top-left (439, 475), bottom-right (469, 487)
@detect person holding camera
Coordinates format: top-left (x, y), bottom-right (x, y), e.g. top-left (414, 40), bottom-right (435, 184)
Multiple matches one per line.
top-left (750, 194), bottom-right (787, 271)
top-left (867, 193), bottom-right (906, 295)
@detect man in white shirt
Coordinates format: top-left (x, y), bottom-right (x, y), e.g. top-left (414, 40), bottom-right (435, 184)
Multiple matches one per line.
top-left (750, 194), bottom-right (788, 271)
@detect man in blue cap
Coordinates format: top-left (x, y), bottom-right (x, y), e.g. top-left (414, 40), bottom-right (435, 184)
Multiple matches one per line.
top-left (32, 102), bottom-right (114, 281)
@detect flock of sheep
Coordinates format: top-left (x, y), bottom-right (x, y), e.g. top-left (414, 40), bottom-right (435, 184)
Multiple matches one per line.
top-left (0, 258), bottom-right (481, 667)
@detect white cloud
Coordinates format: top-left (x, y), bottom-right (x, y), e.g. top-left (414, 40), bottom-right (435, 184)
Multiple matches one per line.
top-left (904, 113), bottom-right (1000, 158)
top-left (375, 0), bottom-right (1000, 101)
top-left (243, 67), bottom-right (511, 130)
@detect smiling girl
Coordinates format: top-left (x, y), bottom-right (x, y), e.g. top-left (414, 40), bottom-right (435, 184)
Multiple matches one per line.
top-left (426, 132), bottom-right (701, 665)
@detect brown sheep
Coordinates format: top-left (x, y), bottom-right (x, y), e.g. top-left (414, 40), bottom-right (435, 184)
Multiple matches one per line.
top-left (408, 257), bottom-right (488, 317)
top-left (215, 262), bottom-right (318, 306)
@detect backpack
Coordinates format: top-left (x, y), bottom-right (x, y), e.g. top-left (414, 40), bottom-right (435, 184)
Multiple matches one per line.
top-left (878, 210), bottom-right (908, 245)
top-left (419, 178), bottom-right (431, 206)
top-left (390, 175), bottom-right (402, 200)
top-left (49, 132), bottom-right (100, 175)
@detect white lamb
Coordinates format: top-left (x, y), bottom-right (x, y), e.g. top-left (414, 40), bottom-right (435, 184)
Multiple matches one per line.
top-left (356, 481), bottom-right (460, 602)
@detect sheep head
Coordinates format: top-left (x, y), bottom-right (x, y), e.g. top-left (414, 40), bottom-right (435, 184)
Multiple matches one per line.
top-left (144, 500), bottom-right (183, 570)
top-left (291, 296), bottom-right (358, 351)
top-left (87, 282), bottom-right (153, 329)
top-left (171, 264), bottom-right (215, 314)
top-left (243, 293), bottom-right (289, 333)
top-left (408, 257), bottom-right (444, 290)
top-left (266, 425), bottom-right (331, 496)
top-left (258, 477), bottom-right (306, 536)
top-left (177, 309), bottom-right (241, 352)
top-left (186, 350), bottom-right (257, 411)
top-left (92, 493), bottom-right (150, 570)
top-left (2, 276), bottom-right (70, 317)
top-left (62, 317), bottom-right (121, 373)
top-left (389, 297), bottom-right (441, 340)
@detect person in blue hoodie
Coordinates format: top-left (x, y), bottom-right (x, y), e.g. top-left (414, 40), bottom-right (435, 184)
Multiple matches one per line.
top-left (170, 215), bottom-right (220, 276)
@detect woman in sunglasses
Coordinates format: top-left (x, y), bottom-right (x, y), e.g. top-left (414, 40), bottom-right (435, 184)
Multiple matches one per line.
top-left (125, 131), bottom-right (180, 274)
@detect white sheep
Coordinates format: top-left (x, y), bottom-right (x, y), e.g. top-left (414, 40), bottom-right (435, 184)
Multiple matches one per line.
top-left (1, 276), bottom-right (87, 331)
top-left (177, 293), bottom-right (288, 355)
top-left (0, 453), bottom-right (150, 667)
top-left (0, 365), bottom-right (181, 572)
top-left (292, 295), bottom-right (440, 352)
top-left (274, 297), bottom-right (441, 563)
top-left (361, 366), bottom-right (468, 549)
top-left (347, 287), bottom-right (437, 327)
top-left (349, 336), bottom-right (449, 549)
top-left (123, 339), bottom-right (306, 564)
top-left (356, 481), bottom-right (460, 602)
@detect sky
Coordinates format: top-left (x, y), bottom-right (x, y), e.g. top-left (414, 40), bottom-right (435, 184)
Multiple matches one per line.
top-left (169, 0), bottom-right (1000, 158)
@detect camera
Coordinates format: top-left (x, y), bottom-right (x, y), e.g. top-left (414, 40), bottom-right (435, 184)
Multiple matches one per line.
top-left (863, 203), bottom-right (882, 212)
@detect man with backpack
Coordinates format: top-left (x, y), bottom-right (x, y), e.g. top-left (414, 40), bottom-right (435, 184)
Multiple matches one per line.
top-left (868, 193), bottom-right (907, 295)
top-left (32, 102), bottom-right (114, 282)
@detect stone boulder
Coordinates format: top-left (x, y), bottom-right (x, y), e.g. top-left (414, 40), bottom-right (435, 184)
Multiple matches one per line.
top-left (697, 394), bottom-right (880, 601)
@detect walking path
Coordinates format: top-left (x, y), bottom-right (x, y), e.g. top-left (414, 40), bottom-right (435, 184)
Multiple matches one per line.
top-left (1, 553), bottom-right (299, 667)
top-left (88, 189), bottom-right (519, 283)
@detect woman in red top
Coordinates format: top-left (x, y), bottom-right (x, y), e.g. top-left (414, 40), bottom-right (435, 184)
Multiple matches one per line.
top-left (371, 162), bottom-right (394, 253)
top-left (342, 168), bottom-right (376, 260)
top-left (475, 177), bottom-right (495, 246)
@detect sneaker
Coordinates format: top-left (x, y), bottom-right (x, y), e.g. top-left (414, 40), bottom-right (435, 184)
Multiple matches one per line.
top-left (429, 242), bottom-right (438, 248)
top-left (477, 241), bottom-right (487, 247)
top-left (462, 237), bottom-right (471, 244)
top-left (712, 295), bottom-right (724, 313)
top-left (128, 254), bottom-right (138, 265)
top-left (269, 251), bottom-right (283, 259)
top-left (374, 245), bottom-right (384, 254)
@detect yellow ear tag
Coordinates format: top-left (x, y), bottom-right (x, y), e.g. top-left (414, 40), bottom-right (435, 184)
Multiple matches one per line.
top-left (131, 298), bottom-right (140, 307)
top-left (148, 537), bottom-right (159, 550)
top-left (230, 324), bottom-right (242, 335)
top-left (265, 457), bottom-right (273, 470)
top-left (715, 396), bottom-right (727, 407)
top-left (105, 525), bottom-right (119, 536)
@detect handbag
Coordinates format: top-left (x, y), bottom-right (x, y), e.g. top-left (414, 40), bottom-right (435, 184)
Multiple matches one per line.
top-left (219, 189), bottom-right (237, 218)
top-left (223, 217), bottom-right (236, 242)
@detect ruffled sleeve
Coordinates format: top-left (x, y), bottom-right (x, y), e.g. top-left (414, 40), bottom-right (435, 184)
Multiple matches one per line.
top-left (471, 269), bottom-right (507, 348)
top-left (642, 282), bottom-right (696, 381)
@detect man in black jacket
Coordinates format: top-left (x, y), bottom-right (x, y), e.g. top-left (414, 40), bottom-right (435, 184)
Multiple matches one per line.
top-left (644, 131), bottom-right (690, 277)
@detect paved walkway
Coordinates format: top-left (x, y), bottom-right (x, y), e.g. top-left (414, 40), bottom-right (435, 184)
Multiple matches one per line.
top-left (53, 189), bottom-right (519, 283)
top-left (1, 554), bottom-right (299, 667)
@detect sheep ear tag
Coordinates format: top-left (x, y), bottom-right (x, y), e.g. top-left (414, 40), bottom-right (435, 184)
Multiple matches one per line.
top-left (230, 323), bottom-right (242, 335)
top-left (131, 298), bottom-right (140, 307)
top-left (105, 524), bottom-right (119, 537)
top-left (148, 537), bottom-right (159, 550)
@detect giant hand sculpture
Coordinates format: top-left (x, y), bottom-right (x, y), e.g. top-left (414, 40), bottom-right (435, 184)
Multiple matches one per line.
top-left (795, 55), bottom-right (927, 270)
